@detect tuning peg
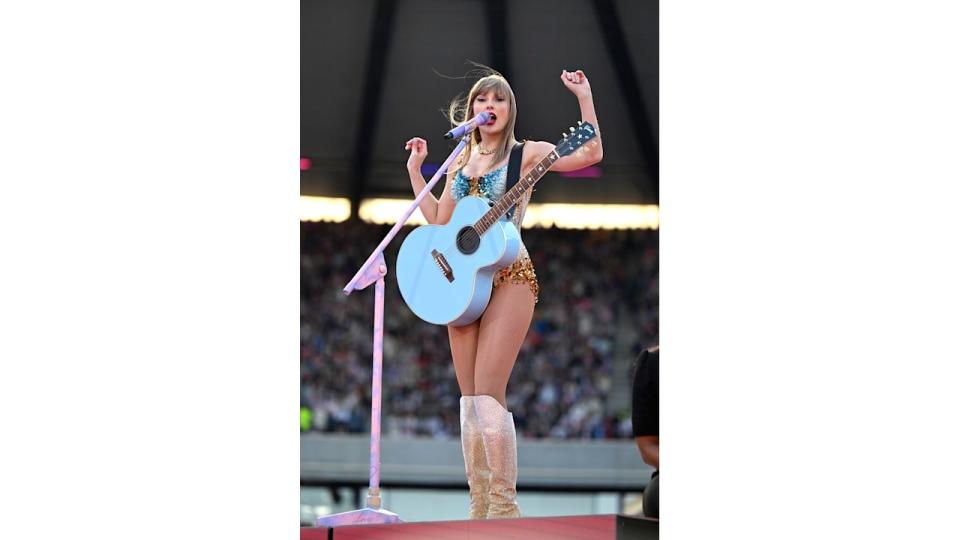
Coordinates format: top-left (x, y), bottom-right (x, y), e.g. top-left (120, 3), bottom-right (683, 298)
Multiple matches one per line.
top-left (562, 133), bottom-right (568, 139)
top-left (577, 120), bottom-right (583, 126)
top-left (569, 127), bottom-right (575, 133)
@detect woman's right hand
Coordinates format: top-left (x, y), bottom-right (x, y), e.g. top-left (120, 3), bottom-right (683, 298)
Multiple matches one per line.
top-left (405, 137), bottom-right (428, 172)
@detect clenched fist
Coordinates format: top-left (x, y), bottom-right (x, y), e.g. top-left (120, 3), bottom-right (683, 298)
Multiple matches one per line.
top-left (561, 69), bottom-right (592, 100)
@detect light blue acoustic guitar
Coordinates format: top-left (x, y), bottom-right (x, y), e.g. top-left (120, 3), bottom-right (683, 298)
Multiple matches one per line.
top-left (397, 121), bottom-right (598, 326)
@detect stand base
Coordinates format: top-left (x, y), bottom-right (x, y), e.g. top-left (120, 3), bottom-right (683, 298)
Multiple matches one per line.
top-left (315, 507), bottom-right (402, 527)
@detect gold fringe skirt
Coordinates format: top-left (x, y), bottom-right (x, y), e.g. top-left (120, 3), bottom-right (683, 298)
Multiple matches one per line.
top-left (492, 249), bottom-right (539, 303)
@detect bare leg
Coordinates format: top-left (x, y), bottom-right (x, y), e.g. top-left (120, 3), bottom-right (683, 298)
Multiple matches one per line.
top-left (474, 283), bottom-right (536, 406)
top-left (448, 320), bottom-right (480, 396)
top-left (473, 282), bottom-right (535, 519)
top-left (449, 320), bottom-right (487, 518)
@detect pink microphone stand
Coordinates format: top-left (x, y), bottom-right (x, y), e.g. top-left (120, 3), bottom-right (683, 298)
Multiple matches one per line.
top-left (315, 133), bottom-right (472, 527)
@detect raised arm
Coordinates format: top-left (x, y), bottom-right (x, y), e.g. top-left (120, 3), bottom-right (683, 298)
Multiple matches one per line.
top-left (526, 69), bottom-right (603, 173)
top-left (405, 137), bottom-right (457, 225)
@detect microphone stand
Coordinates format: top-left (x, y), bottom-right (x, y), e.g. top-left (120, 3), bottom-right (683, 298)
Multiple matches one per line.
top-left (315, 134), bottom-right (471, 527)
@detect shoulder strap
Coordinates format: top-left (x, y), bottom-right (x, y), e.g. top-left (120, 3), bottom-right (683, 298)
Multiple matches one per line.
top-left (504, 142), bottom-right (525, 220)
top-left (505, 142), bottom-right (525, 193)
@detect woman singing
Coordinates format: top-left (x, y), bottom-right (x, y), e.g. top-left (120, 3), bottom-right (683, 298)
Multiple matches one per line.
top-left (403, 66), bottom-right (603, 519)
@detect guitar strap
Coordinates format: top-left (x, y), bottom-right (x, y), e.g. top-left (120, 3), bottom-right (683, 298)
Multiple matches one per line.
top-left (504, 141), bottom-right (525, 221)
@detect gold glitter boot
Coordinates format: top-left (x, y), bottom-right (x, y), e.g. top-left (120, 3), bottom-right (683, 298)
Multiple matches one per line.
top-left (460, 396), bottom-right (491, 519)
top-left (475, 395), bottom-right (522, 519)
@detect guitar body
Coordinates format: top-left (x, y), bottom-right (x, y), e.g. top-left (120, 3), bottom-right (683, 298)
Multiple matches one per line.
top-left (397, 120), bottom-right (597, 327)
top-left (397, 196), bottom-right (521, 326)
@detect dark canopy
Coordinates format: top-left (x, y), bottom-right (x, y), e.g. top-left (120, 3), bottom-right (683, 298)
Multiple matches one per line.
top-left (301, 0), bottom-right (658, 210)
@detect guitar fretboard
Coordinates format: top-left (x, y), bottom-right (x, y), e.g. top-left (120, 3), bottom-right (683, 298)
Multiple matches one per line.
top-left (474, 151), bottom-right (560, 234)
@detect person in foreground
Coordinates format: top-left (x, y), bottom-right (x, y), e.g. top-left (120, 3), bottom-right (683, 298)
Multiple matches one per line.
top-left (632, 346), bottom-right (659, 518)
top-left (404, 66), bottom-right (603, 519)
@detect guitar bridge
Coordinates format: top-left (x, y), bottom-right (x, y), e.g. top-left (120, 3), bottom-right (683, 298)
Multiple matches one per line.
top-left (431, 249), bottom-right (454, 283)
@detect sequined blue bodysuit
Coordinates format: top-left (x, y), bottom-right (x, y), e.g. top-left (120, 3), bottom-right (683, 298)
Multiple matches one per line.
top-left (452, 163), bottom-right (512, 219)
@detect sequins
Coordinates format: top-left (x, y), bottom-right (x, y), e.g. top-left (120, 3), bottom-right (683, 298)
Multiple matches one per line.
top-left (467, 177), bottom-right (481, 196)
top-left (473, 395), bottom-right (521, 518)
top-left (493, 253), bottom-right (539, 303)
top-left (453, 164), bottom-right (508, 205)
top-left (460, 396), bottom-right (490, 519)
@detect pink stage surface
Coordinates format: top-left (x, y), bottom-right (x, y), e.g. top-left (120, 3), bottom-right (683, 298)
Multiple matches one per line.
top-left (301, 514), bottom-right (657, 540)
top-left (299, 525), bottom-right (330, 539)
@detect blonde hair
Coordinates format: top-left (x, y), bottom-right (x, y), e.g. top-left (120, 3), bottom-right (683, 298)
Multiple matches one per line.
top-left (446, 67), bottom-right (518, 172)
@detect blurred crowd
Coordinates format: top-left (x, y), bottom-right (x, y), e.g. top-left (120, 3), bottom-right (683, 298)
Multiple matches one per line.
top-left (301, 219), bottom-right (658, 439)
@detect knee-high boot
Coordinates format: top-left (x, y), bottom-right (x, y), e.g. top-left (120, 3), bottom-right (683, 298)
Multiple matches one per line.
top-left (460, 396), bottom-right (491, 519)
top-left (474, 395), bottom-right (522, 518)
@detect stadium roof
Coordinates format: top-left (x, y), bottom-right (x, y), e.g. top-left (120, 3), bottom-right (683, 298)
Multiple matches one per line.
top-left (301, 0), bottom-right (658, 211)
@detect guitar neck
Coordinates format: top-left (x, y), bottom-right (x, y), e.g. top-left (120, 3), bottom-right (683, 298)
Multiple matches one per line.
top-left (475, 150), bottom-right (560, 234)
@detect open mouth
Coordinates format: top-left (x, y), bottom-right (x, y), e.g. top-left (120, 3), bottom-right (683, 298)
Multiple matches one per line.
top-left (487, 113), bottom-right (497, 124)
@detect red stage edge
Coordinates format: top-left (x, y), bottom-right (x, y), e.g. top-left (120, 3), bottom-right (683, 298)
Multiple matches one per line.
top-left (300, 514), bottom-right (658, 540)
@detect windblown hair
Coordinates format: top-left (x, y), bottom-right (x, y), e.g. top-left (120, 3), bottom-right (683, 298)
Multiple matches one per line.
top-left (446, 66), bottom-right (518, 172)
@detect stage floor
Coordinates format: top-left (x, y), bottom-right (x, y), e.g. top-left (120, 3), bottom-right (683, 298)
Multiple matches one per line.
top-left (302, 514), bottom-right (657, 539)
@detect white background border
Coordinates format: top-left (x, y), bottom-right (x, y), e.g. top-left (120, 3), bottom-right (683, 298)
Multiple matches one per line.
top-left (2, 1), bottom-right (959, 538)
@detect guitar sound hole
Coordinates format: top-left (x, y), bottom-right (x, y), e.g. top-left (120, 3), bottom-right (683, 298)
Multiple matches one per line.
top-left (456, 226), bottom-right (481, 255)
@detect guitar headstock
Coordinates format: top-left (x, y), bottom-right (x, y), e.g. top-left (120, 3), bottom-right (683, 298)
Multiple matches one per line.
top-left (554, 121), bottom-right (597, 158)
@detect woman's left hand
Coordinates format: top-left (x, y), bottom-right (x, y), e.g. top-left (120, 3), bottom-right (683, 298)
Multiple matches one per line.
top-left (561, 69), bottom-right (592, 99)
